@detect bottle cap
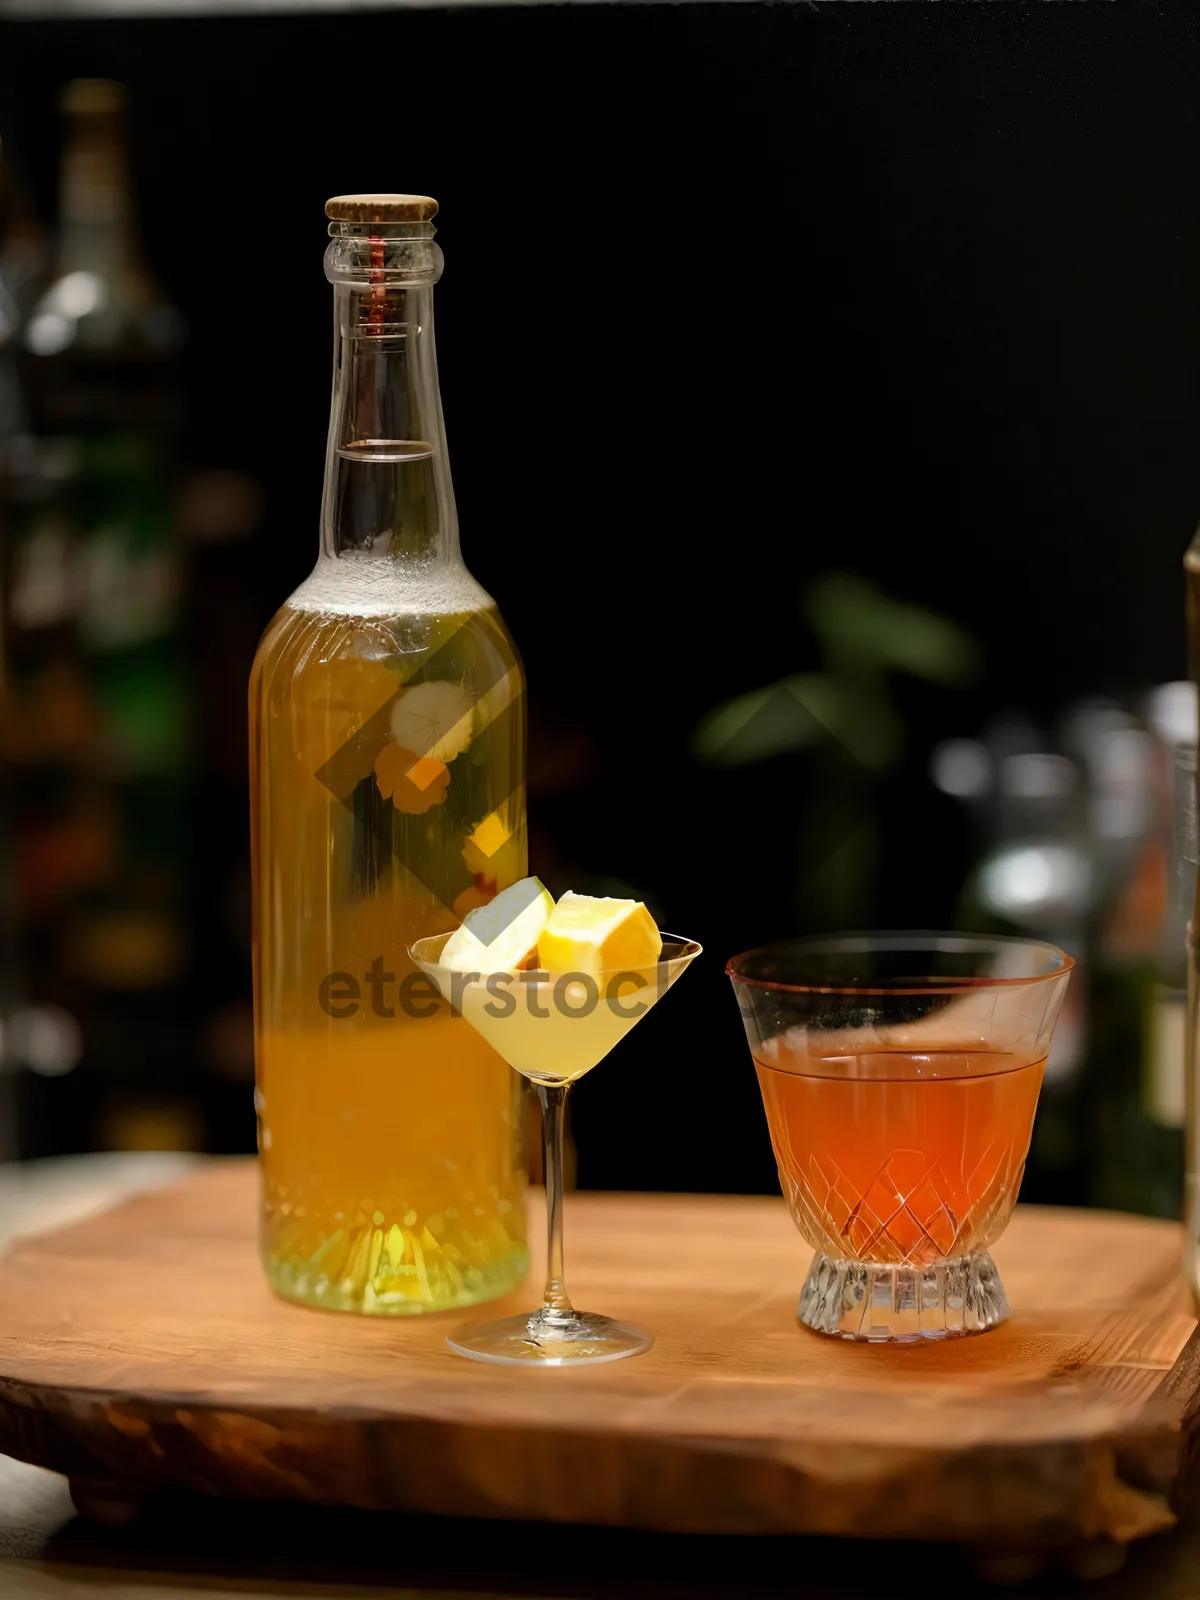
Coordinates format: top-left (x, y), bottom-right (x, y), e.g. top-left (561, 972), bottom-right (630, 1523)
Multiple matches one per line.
top-left (325, 194), bottom-right (437, 223)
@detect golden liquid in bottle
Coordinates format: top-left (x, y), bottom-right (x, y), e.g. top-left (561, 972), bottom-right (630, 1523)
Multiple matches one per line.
top-left (250, 595), bottom-right (529, 1313)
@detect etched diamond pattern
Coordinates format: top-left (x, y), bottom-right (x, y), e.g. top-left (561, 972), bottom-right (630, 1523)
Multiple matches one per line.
top-left (781, 1137), bottom-right (1028, 1268)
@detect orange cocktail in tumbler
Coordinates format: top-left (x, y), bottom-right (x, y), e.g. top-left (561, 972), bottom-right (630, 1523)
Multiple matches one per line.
top-left (728, 935), bottom-right (1072, 1343)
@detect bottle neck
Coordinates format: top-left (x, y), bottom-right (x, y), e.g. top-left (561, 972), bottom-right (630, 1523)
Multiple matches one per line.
top-left (58, 112), bottom-right (137, 292)
top-left (319, 277), bottom-right (459, 566)
top-left (25, 100), bottom-right (174, 377)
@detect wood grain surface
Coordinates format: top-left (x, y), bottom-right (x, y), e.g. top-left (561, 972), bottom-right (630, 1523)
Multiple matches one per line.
top-left (10, 1448), bottom-right (1200, 1600)
top-left (0, 1159), bottom-right (1197, 1551)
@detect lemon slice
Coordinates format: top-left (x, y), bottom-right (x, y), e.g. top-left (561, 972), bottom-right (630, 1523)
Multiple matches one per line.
top-left (390, 680), bottom-right (475, 764)
top-left (537, 892), bottom-right (663, 976)
top-left (440, 876), bottom-right (555, 973)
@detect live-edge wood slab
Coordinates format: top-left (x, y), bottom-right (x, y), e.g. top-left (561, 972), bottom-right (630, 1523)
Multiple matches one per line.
top-left (0, 1159), bottom-right (1197, 1550)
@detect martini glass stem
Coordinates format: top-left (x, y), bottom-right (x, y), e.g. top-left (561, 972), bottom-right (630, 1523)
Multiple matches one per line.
top-left (537, 1081), bottom-right (574, 1317)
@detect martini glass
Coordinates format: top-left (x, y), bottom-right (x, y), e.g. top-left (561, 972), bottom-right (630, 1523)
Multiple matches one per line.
top-left (411, 932), bottom-right (702, 1366)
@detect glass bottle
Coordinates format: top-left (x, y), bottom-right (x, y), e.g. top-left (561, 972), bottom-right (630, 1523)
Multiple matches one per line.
top-left (5, 82), bottom-right (190, 1155)
top-left (0, 138), bottom-right (41, 1158)
top-left (957, 751), bottom-right (1094, 1203)
top-left (250, 194), bottom-right (528, 1314)
top-left (1072, 708), bottom-right (1180, 1220)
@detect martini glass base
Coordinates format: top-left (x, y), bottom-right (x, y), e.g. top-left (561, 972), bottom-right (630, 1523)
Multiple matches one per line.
top-left (446, 1307), bottom-right (653, 1366)
top-left (799, 1250), bottom-right (1009, 1342)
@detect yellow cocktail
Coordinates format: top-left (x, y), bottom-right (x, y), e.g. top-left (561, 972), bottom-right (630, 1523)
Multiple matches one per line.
top-left (412, 883), bottom-right (700, 1365)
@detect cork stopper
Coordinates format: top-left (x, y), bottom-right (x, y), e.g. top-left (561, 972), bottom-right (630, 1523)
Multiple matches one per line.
top-left (325, 194), bottom-right (438, 224)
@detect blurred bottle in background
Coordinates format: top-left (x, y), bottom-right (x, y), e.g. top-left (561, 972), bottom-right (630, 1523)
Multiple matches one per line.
top-left (0, 137), bottom-right (47, 1160)
top-left (937, 687), bottom-right (1193, 1217)
top-left (0, 140), bottom-right (46, 464)
top-left (2, 81), bottom-right (194, 1156)
top-left (1139, 685), bottom-right (1196, 1185)
top-left (1069, 696), bottom-right (1184, 1218)
top-left (956, 748), bottom-right (1094, 1202)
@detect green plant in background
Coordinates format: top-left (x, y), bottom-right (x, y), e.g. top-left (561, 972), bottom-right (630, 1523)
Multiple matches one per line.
top-left (693, 573), bottom-right (978, 927)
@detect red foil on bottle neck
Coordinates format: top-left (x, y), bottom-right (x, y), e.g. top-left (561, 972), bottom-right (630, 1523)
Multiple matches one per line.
top-left (368, 233), bottom-right (386, 331)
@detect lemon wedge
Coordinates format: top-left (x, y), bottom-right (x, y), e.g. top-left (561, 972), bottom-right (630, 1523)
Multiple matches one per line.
top-left (537, 892), bottom-right (663, 976)
top-left (440, 876), bottom-right (555, 973)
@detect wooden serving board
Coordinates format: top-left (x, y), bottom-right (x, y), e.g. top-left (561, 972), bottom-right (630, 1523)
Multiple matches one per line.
top-left (0, 1159), bottom-right (1198, 1551)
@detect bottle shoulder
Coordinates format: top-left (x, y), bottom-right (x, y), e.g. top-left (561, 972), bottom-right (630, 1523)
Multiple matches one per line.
top-left (286, 553), bottom-right (494, 620)
top-left (249, 564), bottom-right (523, 700)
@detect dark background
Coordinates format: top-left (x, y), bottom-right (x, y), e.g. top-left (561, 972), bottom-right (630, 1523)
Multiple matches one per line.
top-left (1, 1), bottom-right (1197, 1194)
